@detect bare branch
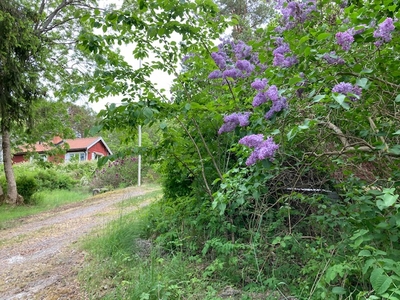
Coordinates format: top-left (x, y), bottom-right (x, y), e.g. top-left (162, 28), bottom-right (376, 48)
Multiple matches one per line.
top-left (40, 17), bottom-right (76, 34)
top-left (39, 0), bottom-right (72, 33)
top-left (318, 121), bottom-right (350, 148)
top-left (368, 117), bottom-right (388, 150)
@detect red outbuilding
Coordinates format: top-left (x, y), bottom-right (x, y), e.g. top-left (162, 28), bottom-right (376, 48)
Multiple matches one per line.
top-left (12, 136), bottom-right (112, 164)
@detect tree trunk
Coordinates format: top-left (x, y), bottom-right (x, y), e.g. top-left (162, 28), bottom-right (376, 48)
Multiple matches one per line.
top-left (2, 130), bottom-right (23, 205)
top-left (0, 177), bottom-right (4, 204)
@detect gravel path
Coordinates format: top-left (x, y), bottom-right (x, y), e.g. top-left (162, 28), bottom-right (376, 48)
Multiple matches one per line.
top-left (0, 186), bottom-right (157, 300)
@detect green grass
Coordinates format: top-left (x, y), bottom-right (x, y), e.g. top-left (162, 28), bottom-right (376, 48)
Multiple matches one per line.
top-left (117, 189), bottom-right (162, 208)
top-left (79, 190), bottom-right (234, 300)
top-left (0, 189), bottom-right (91, 229)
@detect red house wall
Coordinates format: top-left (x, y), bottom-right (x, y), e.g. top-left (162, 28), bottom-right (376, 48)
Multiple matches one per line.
top-left (87, 141), bottom-right (109, 161)
top-left (12, 154), bottom-right (27, 164)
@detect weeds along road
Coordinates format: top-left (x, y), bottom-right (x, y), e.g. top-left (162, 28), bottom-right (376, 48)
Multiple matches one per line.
top-left (0, 186), bottom-right (158, 300)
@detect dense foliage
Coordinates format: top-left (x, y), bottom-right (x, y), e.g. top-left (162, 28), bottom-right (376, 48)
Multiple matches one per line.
top-left (79, 0), bottom-right (400, 298)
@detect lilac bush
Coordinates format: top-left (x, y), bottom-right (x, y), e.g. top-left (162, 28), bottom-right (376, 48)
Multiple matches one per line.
top-left (91, 157), bottom-right (139, 189)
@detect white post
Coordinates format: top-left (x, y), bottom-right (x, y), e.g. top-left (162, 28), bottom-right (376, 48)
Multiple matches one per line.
top-left (138, 59), bottom-right (142, 187)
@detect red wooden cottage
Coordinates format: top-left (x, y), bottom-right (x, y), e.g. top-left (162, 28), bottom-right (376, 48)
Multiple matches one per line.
top-left (12, 136), bottom-right (112, 164)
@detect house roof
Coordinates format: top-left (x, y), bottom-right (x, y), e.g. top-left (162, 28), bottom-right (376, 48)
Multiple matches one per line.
top-left (15, 137), bottom-right (112, 155)
top-left (64, 137), bottom-right (113, 154)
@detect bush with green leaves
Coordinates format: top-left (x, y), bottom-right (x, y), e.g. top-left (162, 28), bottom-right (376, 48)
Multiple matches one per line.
top-left (80, 0), bottom-right (400, 298)
top-left (91, 157), bottom-right (140, 189)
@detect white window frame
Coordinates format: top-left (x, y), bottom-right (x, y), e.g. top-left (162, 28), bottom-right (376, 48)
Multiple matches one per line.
top-left (65, 152), bottom-right (86, 162)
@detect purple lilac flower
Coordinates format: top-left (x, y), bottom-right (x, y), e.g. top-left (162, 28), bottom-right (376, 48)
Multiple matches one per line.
top-left (239, 135), bottom-right (279, 165)
top-left (252, 92), bottom-right (268, 107)
top-left (251, 78), bottom-right (268, 91)
top-left (277, 0), bottom-right (317, 31)
top-left (218, 122), bottom-right (237, 135)
top-left (266, 85), bottom-right (279, 101)
top-left (211, 52), bottom-right (226, 69)
top-left (181, 53), bottom-right (194, 64)
top-left (322, 51), bottom-right (345, 65)
top-left (209, 39), bottom-right (266, 80)
top-left (233, 40), bottom-right (253, 59)
top-left (272, 42), bottom-right (298, 68)
top-left (218, 112), bottom-right (252, 134)
top-left (236, 60), bottom-right (255, 74)
top-left (335, 30), bottom-right (354, 51)
top-left (208, 70), bottom-right (222, 79)
top-left (332, 82), bottom-right (362, 100)
top-left (353, 26), bottom-right (366, 35)
top-left (223, 68), bottom-right (242, 79)
top-left (238, 134), bottom-right (264, 148)
top-left (273, 43), bottom-right (291, 55)
top-left (265, 97), bottom-right (288, 119)
top-left (273, 53), bottom-right (298, 67)
top-left (373, 18), bottom-right (395, 47)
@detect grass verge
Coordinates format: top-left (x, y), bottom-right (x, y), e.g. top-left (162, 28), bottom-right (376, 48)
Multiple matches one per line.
top-left (79, 190), bottom-right (225, 300)
top-left (0, 189), bottom-right (91, 229)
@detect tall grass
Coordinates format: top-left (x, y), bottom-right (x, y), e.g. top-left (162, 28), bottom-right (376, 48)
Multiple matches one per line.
top-left (0, 189), bottom-right (91, 229)
top-left (79, 190), bottom-right (223, 300)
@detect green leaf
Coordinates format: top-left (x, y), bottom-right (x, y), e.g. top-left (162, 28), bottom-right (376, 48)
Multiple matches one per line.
top-left (298, 35), bottom-right (309, 45)
top-left (81, 14), bottom-right (91, 22)
top-left (388, 145), bottom-right (400, 155)
top-left (142, 107), bottom-right (153, 119)
top-left (332, 287), bottom-right (346, 295)
top-left (370, 268), bottom-right (392, 295)
top-left (393, 130), bottom-right (400, 135)
top-left (358, 250), bottom-right (372, 257)
top-left (356, 78), bottom-right (368, 89)
top-left (332, 94), bottom-right (350, 110)
top-left (317, 32), bottom-right (331, 40)
top-left (289, 76), bottom-right (303, 85)
top-left (376, 193), bottom-right (399, 210)
top-left (395, 94), bottom-right (400, 102)
top-left (287, 128), bottom-right (297, 141)
top-left (312, 94), bottom-right (326, 102)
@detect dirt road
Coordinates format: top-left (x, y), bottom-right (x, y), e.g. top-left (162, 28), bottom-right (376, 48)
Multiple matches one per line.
top-left (0, 186), bottom-right (157, 300)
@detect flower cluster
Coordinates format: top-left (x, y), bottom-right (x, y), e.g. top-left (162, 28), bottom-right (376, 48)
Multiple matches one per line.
top-left (322, 51), bottom-right (345, 65)
top-left (251, 79), bottom-right (288, 119)
top-left (238, 134), bottom-right (279, 165)
top-left (208, 39), bottom-right (265, 80)
top-left (218, 112), bottom-right (251, 134)
top-left (276, 0), bottom-right (317, 32)
top-left (335, 29), bottom-right (355, 51)
top-left (332, 82), bottom-right (362, 101)
top-left (373, 18), bottom-right (395, 47)
top-left (272, 40), bottom-right (298, 68)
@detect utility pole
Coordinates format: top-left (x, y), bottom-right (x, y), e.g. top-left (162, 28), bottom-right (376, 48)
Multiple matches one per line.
top-left (138, 58), bottom-right (142, 187)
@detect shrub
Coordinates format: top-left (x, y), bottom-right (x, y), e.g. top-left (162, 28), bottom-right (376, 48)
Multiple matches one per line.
top-left (16, 174), bottom-right (38, 204)
top-left (91, 157), bottom-right (140, 189)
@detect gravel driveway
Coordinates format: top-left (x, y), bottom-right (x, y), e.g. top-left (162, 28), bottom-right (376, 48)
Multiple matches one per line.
top-left (0, 186), bottom-right (157, 300)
